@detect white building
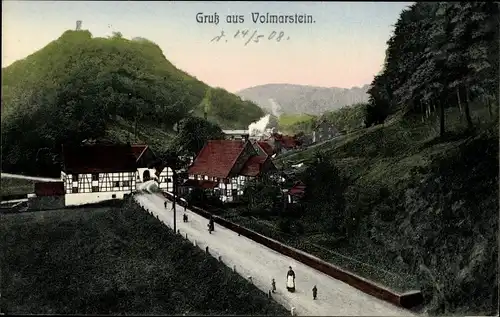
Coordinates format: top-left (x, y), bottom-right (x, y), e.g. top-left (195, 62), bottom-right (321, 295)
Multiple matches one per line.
top-left (157, 166), bottom-right (175, 193)
top-left (61, 144), bottom-right (138, 206)
top-left (132, 144), bottom-right (158, 185)
top-left (222, 129), bottom-right (250, 141)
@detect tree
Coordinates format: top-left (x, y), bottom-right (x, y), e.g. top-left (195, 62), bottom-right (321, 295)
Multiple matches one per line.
top-left (170, 116), bottom-right (225, 157)
top-left (242, 177), bottom-right (282, 215)
top-left (1, 29), bottom-right (265, 175)
top-left (301, 151), bottom-right (348, 234)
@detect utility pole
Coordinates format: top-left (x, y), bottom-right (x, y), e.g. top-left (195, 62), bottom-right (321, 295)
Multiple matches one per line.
top-left (173, 171), bottom-right (177, 233)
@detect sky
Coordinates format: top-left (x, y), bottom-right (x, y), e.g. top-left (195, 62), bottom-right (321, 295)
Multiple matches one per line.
top-left (2, 1), bottom-right (413, 93)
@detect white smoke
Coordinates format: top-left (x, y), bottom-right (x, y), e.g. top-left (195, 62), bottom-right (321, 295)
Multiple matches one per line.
top-left (248, 114), bottom-right (278, 138)
top-left (268, 98), bottom-right (282, 117)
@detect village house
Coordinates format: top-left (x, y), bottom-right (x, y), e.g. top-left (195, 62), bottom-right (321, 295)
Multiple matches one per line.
top-left (186, 139), bottom-right (277, 203)
top-left (155, 164), bottom-right (176, 193)
top-left (222, 129), bottom-right (250, 141)
top-left (285, 181), bottom-right (306, 204)
top-left (60, 144), bottom-right (137, 206)
top-left (312, 119), bottom-right (339, 143)
top-left (268, 133), bottom-right (300, 154)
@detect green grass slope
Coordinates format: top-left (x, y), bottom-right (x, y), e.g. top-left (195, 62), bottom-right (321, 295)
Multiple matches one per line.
top-left (266, 105), bottom-right (497, 315)
top-left (278, 114), bottom-right (317, 134)
top-left (0, 177), bottom-right (37, 199)
top-left (1, 30), bottom-right (264, 174)
top-left (0, 199), bottom-right (288, 315)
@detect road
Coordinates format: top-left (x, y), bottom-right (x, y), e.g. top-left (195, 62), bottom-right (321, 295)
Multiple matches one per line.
top-left (135, 181), bottom-right (415, 316)
top-left (1, 172), bottom-right (60, 182)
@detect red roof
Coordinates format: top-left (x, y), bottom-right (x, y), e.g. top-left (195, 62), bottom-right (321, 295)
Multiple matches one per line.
top-left (239, 155), bottom-right (268, 177)
top-left (289, 181), bottom-right (306, 197)
top-left (273, 133), bottom-right (297, 149)
top-left (131, 144), bottom-right (148, 161)
top-left (62, 144), bottom-right (137, 174)
top-left (256, 141), bottom-right (274, 156)
top-left (188, 140), bottom-right (246, 179)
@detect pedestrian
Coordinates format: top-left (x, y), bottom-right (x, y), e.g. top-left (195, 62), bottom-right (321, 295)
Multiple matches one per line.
top-left (312, 285), bottom-right (317, 300)
top-left (164, 201), bottom-right (167, 209)
top-left (271, 278), bottom-right (276, 293)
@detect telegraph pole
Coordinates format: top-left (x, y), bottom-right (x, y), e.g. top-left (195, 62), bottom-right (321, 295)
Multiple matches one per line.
top-left (172, 171), bottom-right (177, 233)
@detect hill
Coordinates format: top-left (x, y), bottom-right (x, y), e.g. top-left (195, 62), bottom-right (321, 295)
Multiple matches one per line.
top-left (1, 30), bottom-right (264, 175)
top-left (0, 199), bottom-right (288, 315)
top-left (236, 83), bottom-right (370, 116)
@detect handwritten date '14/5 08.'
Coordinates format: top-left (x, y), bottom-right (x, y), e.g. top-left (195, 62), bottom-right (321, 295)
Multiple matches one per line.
top-left (210, 29), bottom-right (290, 45)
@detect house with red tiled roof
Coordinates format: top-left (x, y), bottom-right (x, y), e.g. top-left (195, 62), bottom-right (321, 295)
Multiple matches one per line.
top-left (268, 133), bottom-right (300, 154)
top-left (61, 144), bottom-right (138, 206)
top-left (187, 139), bottom-right (277, 202)
top-left (286, 181), bottom-right (306, 204)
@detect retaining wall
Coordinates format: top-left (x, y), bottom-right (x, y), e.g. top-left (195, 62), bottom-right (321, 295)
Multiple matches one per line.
top-left (162, 192), bottom-right (423, 309)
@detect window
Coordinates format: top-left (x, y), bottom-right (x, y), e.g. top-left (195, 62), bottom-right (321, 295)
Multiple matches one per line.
top-left (167, 178), bottom-right (172, 182)
top-left (72, 174), bottom-right (79, 182)
top-left (122, 181), bottom-right (130, 187)
top-left (114, 181), bottom-right (120, 188)
top-left (112, 194), bottom-right (117, 199)
top-left (72, 187), bottom-right (79, 193)
top-left (92, 186), bottom-right (99, 192)
top-left (232, 189), bottom-right (238, 197)
top-left (92, 173), bottom-right (99, 181)
top-left (226, 189), bottom-right (232, 196)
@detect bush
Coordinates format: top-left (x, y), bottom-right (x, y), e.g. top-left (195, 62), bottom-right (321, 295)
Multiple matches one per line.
top-left (278, 218), bottom-right (291, 233)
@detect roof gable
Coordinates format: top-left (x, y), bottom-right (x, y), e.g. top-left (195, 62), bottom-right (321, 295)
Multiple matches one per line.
top-left (187, 140), bottom-right (247, 179)
top-left (131, 144), bottom-right (148, 161)
top-left (289, 181), bottom-right (306, 196)
top-left (239, 155), bottom-right (268, 177)
top-left (62, 144), bottom-right (137, 174)
top-left (254, 141), bottom-right (274, 156)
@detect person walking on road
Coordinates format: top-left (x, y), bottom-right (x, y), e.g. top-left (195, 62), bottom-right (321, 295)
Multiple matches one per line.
top-left (271, 278), bottom-right (276, 293)
top-left (286, 266), bottom-right (296, 292)
top-left (312, 285), bottom-right (317, 300)
top-left (164, 201), bottom-right (167, 209)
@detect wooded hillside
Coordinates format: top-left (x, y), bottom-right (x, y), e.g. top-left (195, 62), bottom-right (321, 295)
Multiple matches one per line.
top-left (1, 30), bottom-right (264, 175)
top-left (366, 2), bottom-right (499, 129)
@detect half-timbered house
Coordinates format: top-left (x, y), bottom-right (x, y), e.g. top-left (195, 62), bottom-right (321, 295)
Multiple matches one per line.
top-left (187, 140), bottom-right (277, 202)
top-left (156, 165), bottom-right (175, 193)
top-left (61, 144), bottom-right (137, 206)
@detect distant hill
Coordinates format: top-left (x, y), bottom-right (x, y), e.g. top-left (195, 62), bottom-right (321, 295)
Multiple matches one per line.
top-left (1, 30), bottom-right (264, 174)
top-left (236, 84), bottom-right (370, 116)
